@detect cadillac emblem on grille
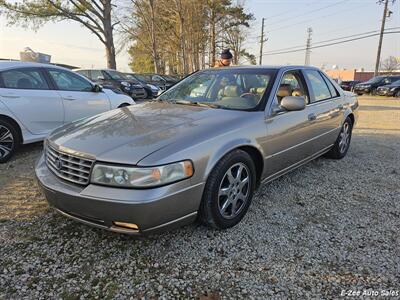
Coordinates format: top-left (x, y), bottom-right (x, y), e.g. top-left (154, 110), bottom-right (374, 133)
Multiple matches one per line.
top-left (54, 156), bottom-right (63, 170)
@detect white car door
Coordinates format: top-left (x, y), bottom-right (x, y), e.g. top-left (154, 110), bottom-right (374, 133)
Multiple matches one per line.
top-left (0, 67), bottom-right (64, 135)
top-left (46, 68), bottom-right (111, 123)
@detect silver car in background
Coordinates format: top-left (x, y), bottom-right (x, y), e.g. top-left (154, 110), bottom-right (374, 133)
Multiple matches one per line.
top-left (35, 66), bottom-right (358, 235)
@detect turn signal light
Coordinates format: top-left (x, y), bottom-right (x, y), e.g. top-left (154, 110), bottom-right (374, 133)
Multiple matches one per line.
top-left (113, 221), bottom-right (139, 230)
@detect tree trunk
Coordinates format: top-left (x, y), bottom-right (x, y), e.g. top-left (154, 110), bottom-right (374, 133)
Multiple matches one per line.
top-left (210, 13), bottom-right (216, 66)
top-left (103, 0), bottom-right (116, 69)
top-left (149, 0), bottom-right (159, 73)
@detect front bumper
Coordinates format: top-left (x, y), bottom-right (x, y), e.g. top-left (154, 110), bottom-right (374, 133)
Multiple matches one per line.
top-left (35, 155), bottom-right (204, 235)
top-left (353, 87), bottom-right (370, 94)
top-left (377, 89), bottom-right (395, 96)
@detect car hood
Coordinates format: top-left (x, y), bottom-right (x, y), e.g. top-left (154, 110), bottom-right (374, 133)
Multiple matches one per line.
top-left (48, 101), bottom-right (242, 165)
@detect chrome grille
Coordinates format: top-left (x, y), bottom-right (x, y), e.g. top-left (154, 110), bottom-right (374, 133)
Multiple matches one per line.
top-left (46, 145), bottom-right (94, 185)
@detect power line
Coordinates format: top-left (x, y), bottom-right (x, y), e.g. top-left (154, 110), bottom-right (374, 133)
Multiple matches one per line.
top-left (260, 0), bottom-right (321, 21)
top-left (262, 27), bottom-right (400, 54)
top-left (266, 0), bottom-right (350, 26)
top-left (262, 30), bottom-right (400, 56)
top-left (266, 5), bottom-right (366, 33)
top-left (250, 0), bottom-right (354, 40)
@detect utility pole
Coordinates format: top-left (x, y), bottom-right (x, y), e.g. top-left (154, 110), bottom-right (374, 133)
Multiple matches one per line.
top-left (374, 0), bottom-right (392, 76)
top-left (259, 18), bottom-right (265, 65)
top-left (305, 27), bottom-right (313, 65)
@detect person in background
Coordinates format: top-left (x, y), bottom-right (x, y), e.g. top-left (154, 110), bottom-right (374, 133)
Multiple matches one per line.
top-left (214, 49), bottom-right (233, 67)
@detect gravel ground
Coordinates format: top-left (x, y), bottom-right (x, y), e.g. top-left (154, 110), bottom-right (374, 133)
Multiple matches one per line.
top-left (0, 96), bottom-right (399, 299)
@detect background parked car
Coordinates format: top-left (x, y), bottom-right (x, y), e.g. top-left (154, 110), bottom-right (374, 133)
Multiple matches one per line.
top-left (0, 62), bottom-right (135, 162)
top-left (340, 80), bottom-right (361, 92)
top-left (75, 69), bottom-right (147, 100)
top-left (124, 73), bottom-right (161, 98)
top-left (353, 75), bottom-right (400, 95)
top-left (136, 73), bottom-right (178, 91)
top-left (376, 80), bottom-right (400, 97)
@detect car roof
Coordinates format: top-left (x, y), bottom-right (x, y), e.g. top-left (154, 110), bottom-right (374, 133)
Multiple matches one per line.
top-left (198, 65), bottom-right (322, 72)
top-left (75, 68), bottom-right (120, 72)
top-left (0, 61), bottom-right (68, 71)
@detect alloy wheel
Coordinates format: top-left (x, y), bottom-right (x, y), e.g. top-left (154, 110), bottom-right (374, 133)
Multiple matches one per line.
top-left (338, 122), bottom-right (350, 154)
top-left (218, 162), bottom-right (250, 219)
top-left (0, 125), bottom-right (14, 159)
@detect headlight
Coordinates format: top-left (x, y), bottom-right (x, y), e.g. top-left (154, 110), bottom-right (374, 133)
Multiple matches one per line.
top-left (390, 87), bottom-right (397, 91)
top-left (121, 81), bottom-right (131, 87)
top-left (148, 84), bottom-right (160, 92)
top-left (90, 160), bottom-right (194, 188)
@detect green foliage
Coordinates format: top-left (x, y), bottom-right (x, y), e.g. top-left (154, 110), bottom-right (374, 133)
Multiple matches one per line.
top-left (128, 43), bottom-right (154, 73)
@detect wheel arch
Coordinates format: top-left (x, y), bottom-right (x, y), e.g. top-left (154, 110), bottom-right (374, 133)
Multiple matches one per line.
top-left (204, 140), bottom-right (265, 189)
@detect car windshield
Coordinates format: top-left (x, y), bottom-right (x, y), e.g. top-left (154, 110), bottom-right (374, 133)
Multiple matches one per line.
top-left (391, 80), bottom-right (400, 86)
top-left (158, 69), bottom-right (276, 110)
top-left (163, 75), bottom-right (177, 81)
top-left (124, 74), bottom-right (141, 84)
top-left (106, 70), bottom-right (128, 80)
top-left (365, 76), bottom-right (383, 84)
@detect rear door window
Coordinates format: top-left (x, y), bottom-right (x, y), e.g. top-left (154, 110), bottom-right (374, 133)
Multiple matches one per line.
top-left (321, 73), bottom-right (339, 97)
top-left (48, 69), bottom-right (93, 91)
top-left (303, 70), bottom-right (332, 102)
top-left (76, 70), bottom-right (89, 79)
top-left (0, 68), bottom-right (49, 90)
top-left (90, 70), bottom-right (104, 80)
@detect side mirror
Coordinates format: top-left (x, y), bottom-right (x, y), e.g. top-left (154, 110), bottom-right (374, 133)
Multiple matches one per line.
top-left (280, 96), bottom-right (306, 111)
top-left (97, 76), bottom-right (105, 81)
top-left (92, 84), bottom-right (102, 93)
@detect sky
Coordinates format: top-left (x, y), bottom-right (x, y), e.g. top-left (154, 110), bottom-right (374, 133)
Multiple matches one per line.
top-left (0, 0), bottom-right (399, 72)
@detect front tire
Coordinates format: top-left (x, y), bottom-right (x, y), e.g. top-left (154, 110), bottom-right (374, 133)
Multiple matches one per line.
top-left (199, 150), bottom-right (256, 229)
top-left (325, 117), bottom-right (353, 159)
top-left (0, 119), bottom-right (20, 163)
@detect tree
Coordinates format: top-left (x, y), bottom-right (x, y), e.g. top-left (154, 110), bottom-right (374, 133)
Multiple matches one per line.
top-left (381, 56), bottom-right (400, 73)
top-left (0, 0), bottom-right (118, 69)
top-left (128, 42), bottom-right (154, 72)
top-left (220, 3), bottom-right (253, 65)
top-left (123, 0), bottom-right (255, 73)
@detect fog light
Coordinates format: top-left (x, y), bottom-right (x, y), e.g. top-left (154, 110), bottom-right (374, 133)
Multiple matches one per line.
top-left (113, 221), bottom-right (139, 230)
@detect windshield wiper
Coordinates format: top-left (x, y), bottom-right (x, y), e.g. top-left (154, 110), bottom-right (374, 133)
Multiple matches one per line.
top-left (172, 100), bottom-right (222, 109)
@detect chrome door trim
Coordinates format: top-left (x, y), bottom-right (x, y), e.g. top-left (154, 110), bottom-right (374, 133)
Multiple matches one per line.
top-left (264, 127), bottom-right (339, 160)
top-left (262, 144), bottom-right (333, 184)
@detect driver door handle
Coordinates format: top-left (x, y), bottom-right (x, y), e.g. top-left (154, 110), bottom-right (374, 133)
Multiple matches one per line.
top-left (0, 94), bottom-right (20, 99)
top-left (308, 113), bottom-right (317, 121)
top-left (62, 96), bottom-right (76, 101)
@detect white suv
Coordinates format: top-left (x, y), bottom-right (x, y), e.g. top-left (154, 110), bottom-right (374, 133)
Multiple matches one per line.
top-left (0, 62), bottom-right (135, 162)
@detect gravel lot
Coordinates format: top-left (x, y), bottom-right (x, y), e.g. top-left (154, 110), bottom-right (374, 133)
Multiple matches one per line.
top-left (0, 96), bottom-right (399, 299)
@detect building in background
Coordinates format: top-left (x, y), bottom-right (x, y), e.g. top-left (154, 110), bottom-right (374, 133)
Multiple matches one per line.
top-left (326, 69), bottom-right (400, 82)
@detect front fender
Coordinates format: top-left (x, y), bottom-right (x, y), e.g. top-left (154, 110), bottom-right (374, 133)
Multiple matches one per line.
top-left (203, 138), bottom-right (265, 182)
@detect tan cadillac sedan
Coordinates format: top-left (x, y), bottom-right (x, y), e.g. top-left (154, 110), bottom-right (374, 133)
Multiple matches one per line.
top-left (36, 66), bottom-right (358, 235)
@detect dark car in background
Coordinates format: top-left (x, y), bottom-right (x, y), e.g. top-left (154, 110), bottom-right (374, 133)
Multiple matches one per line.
top-left (340, 80), bottom-right (361, 92)
top-left (353, 76), bottom-right (400, 95)
top-left (75, 69), bottom-right (146, 100)
top-left (376, 80), bottom-right (400, 97)
top-left (124, 73), bottom-right (161, 98)
top-left (137, 73), bottom-right (178, 91)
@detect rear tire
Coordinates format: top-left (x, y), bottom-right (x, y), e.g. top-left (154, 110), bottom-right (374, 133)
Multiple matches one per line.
top-left (199, 150), bottom-right (256, 229)
top-left (0, 119), bottom-right (20, 163)
top-left (325, 117), bottom-right (353, 159)
top-left (118, 103), bottom-right (130, 108)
